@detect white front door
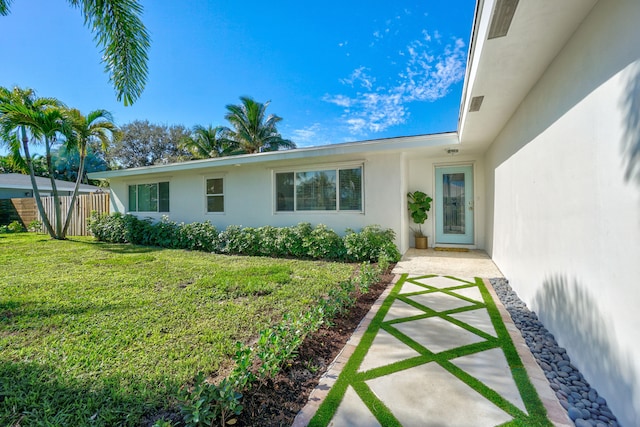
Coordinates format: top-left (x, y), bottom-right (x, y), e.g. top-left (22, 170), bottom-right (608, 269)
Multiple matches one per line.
top-left (435, 165), bottom-right (474, 245)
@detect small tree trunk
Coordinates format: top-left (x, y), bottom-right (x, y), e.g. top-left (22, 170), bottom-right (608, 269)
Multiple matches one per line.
top-left (45, 139), bottom-right (63, 239)
top-left (21, 127), bottom-right (55, 238)
top-left (62, 145), bottom-right (86, 238)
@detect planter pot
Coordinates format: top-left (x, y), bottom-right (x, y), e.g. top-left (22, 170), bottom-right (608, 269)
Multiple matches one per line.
top-left (414, 235), bottom-right (428, 249)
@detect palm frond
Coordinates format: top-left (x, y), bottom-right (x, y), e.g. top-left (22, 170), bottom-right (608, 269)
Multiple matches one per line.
top-left (223, 97), bottom-right (296, 154)
top-left (68, 0), bottom-right (150, 105)
top-left (0, 0), bottom-right (11, 16)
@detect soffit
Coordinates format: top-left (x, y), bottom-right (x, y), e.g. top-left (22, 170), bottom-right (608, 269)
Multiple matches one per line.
top-left (458, 0), bottom-right (598, 147)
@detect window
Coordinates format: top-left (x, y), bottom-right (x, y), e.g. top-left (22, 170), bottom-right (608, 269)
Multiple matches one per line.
top-left (275, 165), bottom-right (363, 212)
top-left (206, 178), bottom-right (224, 213)
top-left (128, 182), bottom-right (169, 212)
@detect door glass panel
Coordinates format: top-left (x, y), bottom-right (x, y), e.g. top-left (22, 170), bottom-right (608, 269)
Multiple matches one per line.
top-left (443, 173), bottom-right (465, 234)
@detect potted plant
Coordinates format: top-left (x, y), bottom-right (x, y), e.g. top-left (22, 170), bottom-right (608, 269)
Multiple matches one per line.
top-left (407, 190), bottom-right (433, 249)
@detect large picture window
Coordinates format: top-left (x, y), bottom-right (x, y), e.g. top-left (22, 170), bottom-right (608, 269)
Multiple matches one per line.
top-left (128, 182), bottom-right (169, 212)
top-left (275, 165), bottom-right (363, 212)
top-left (206, 178), bottom-right (224, 213)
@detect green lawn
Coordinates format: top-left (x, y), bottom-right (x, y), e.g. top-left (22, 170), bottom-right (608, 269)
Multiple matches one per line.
top-left (0, 233), bottom-right (355, 426)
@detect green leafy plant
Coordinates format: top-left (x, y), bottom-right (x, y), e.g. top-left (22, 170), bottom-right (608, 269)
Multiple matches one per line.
top-left (179, 373), bottom-right (243, 427)
top-left (407, 191), bottom-right (433, 236)
top-left (27, 220), bottom-right (42, 232)
top-left (152, 419), bottom-right (174, 427)
top-left (344, 225), bottom-right (401, 262)
top-left (7, 220), bottom-right (24, 233)
top-left (357, 261), bottom-right (381, 293)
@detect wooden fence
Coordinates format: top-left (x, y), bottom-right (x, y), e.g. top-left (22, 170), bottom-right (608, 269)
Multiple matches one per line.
top-left (36, 193), bottom-right (110, 236)
top-left (0, 198), bottom-right (38, 226)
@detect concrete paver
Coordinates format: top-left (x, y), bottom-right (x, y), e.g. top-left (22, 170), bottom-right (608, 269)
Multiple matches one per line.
top-left (366, 362), bottom-right (513, 427)
top-left (330, 386), bottom-right (382, 427)
top-left (451, 347), bottom-right (528, 413)
top-left (358, 329), bottom-right (420, 373)
top-left (294, 250), bottom-right (572, 427)
top-left (448, 308), bottom-right (497, 337)
top-left (393, 315), bottom-right (486, 353)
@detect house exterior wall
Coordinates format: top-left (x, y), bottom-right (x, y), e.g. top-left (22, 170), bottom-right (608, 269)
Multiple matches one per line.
top-left (484, 1), bottom-right (640, 425)
top-left (108, 151), bottom-right (408, 250)
top-left (0, 188), bottom-right (33, 199)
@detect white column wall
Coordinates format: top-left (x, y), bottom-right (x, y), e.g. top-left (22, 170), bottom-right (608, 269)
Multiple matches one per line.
top-left (484, 1), bottom-right (640, 425)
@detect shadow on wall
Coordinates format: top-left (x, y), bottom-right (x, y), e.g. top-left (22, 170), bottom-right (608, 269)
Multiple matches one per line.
top-left (534, 275), bottom-right (638, 426)
top-left (622, 61), bottom-right (640, 191)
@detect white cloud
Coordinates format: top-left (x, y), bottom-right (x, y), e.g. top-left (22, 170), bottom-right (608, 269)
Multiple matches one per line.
top-left (325, 34), bottom-right (466, 135)
top-left (322, 94), bottom-right (355, 108)
top-left (339, 67), bottom-right (376, 90)
top-left (291, 123), bottom-right (322, 146)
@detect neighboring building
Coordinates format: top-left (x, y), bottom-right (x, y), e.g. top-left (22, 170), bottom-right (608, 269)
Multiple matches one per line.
top-left (0, 173), bottom-right (102, 199)
top-left (90, 1), bottom-right (640, 424)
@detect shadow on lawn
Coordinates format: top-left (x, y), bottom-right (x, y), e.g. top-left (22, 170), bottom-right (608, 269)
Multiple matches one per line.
top-left (65, 238), bottom-right (160, 254)
top-left (0, 360), bottom-right (175, 426)
top-left (0, 299), bottom-right (137, 327)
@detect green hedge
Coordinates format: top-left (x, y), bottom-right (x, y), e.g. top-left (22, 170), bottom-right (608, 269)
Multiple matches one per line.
top-left (88, 213), bottom-right (401, 263)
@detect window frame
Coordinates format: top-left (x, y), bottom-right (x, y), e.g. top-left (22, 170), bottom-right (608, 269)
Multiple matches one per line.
top-left (127, 181), bottom-right (170, 213)
top-left (204, 176), bottom-right (225, 214)
top-left (273, 163), bottom-right (364, 214)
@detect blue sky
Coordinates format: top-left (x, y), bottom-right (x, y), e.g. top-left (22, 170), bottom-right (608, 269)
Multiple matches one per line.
top-left (0, 0), bottom-right (475, 150)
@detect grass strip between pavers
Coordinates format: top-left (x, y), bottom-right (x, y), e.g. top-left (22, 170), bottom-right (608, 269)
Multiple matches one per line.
top-left (309, 274), bottom-right (553, 427)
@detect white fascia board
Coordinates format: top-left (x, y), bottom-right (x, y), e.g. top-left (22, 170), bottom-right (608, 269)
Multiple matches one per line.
top-left (458, 0), bottom-right (492, 138)
top-left (89, 132), bottom-right (458, 179)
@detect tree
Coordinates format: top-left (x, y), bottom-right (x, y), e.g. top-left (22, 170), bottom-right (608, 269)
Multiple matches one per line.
top-left (0, 86), bottom-right (66, 238)
top-left (0, 0), bottom-right (150, 105)
top-left (62, 108), bottom-right (116, 235)
top-left (105, 120), bottom-right (191, 168)
top-left (52, 146), bottom-right (108, 182)
top-left (0, 154), bottom-right (47, 176)
top-left (223, 97), bottom-right (296, 154)
top-left (181, 125), bottom-right (238, 159)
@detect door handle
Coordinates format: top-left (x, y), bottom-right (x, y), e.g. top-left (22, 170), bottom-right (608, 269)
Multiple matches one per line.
top-left (468, 200), bottom-right (474, 211)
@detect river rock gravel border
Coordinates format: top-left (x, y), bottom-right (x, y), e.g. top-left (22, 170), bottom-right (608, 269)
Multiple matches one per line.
top-left (490, 278), bottom-right (621, 427)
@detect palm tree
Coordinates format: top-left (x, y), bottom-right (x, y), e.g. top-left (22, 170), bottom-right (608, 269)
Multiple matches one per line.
top-left (0, 86), bottom-right (63, 237)
top-left (223, 97), bottom-right (296, 154)
top-left (182, 125), bottom-right (238, 159)
top-left (0, 0), bottom-right (150, 105)
top-left (62, 108), bottom-right (117, 236)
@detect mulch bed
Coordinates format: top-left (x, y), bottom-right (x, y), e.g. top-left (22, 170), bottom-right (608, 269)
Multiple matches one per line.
top-left (235, 271), bottom-right (393, 426)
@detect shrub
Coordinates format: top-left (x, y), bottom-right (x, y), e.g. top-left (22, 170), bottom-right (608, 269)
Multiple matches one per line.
top-left (344, 225), bottom-right (401, 263)
top-left (89, 214), bottom-right (400, 263)
top-left (179, 373), bottom-right (243, 427)
top-left (176, 221), bottom-right (220, 252)
top-left (146, 216), bottom-right (179, 248)
top-left (304, 224), bottom-right (345, 260)
top-left (7, 220), bottom-right (24, 233)
top-left (27, 220), bottom-right (42, 232)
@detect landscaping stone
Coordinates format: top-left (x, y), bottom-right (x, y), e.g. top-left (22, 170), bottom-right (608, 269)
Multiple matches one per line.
top-left (491, 278), bottom-right (621, 427)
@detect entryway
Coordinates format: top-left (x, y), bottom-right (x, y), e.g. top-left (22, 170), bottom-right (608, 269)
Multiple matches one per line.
top-left (435, 165), bottom-right (474, 245)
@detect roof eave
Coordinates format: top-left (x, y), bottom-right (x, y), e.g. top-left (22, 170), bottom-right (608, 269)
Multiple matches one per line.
top-left (89, 132), bottom-right (459, 179)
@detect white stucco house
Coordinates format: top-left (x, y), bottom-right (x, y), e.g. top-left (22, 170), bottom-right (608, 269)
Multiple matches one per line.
top-left (90, 1), bottom-right (640, 424)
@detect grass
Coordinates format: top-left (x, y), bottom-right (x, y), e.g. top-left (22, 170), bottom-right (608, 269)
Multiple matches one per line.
top-left (310, 274), bottom-right (553, 427)
top-left (0, 233), bottom-right (355, 426)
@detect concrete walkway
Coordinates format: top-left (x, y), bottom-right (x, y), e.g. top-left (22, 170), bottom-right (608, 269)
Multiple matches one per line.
top-left (294, 250), bottom-right (572, 427)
